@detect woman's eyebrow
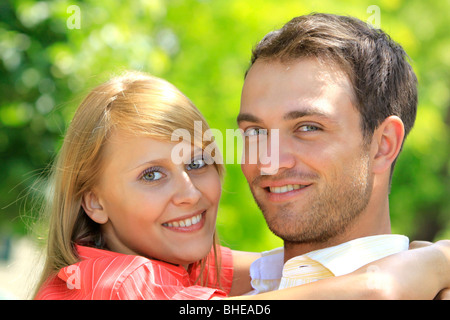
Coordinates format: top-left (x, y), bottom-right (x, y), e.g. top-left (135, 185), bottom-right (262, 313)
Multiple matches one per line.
top-left (131, 146), bottom-right (204, 172)
top-left (130, 158), bottom-right (167, 171)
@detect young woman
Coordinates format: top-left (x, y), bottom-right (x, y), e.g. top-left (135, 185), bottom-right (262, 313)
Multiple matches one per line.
top-left (34, 71), bottom-right (450, 299)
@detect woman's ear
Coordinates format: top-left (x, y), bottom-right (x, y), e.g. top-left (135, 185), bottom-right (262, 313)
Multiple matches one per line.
top-left (371, 115), bottom-right (405, 174)
top-left (81, 191), bottom-right (108, 224)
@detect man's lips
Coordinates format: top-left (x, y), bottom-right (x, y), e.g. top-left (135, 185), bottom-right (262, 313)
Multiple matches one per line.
top-left (267, 183), bottom-right (311, 194)
top-left (257, 180), bottom-right (313, 202)
top-left (259, 179), bottom-right (313, 191)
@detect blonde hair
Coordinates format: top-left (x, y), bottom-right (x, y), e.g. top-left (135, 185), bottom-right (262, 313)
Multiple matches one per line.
top-left (33, 71), bottom-right (224, 297)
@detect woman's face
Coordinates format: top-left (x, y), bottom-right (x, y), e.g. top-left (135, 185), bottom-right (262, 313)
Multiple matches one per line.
top-left (83, 130), bottom-right (222, 267)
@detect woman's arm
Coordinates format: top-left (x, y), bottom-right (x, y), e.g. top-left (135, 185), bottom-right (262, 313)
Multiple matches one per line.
top-left (228, 240), bottom-right (450, 300)
top-left (229, 250), bottom-right (261, 296)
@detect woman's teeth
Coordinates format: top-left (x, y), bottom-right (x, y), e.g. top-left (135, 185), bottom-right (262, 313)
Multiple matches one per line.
top-left (163, 212), bottom-right (203, 228)
top-left (269, 184), bottom-right (306, 194)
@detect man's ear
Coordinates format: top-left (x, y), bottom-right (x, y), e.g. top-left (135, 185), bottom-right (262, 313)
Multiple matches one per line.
top-left (371, 116), bottom-right (405, 174)
top-left (81, 191), bottom-right (108, 224)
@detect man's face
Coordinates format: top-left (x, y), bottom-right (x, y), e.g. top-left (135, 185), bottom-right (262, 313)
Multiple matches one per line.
top-left (238, 58), bottom-right (374, 245)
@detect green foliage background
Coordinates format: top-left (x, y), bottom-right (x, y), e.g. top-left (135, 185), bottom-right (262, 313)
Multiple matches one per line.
top-left (1, 0), bottom-right (449, 252)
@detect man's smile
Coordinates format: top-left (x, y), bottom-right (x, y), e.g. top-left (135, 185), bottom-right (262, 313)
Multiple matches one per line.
top-left (269, 184), bottom-right (309, 194)
top-left (261, 182), bottom-right (313, 203)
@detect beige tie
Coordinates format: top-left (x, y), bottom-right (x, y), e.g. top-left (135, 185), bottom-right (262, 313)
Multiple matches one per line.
top-left (279, 255), bottom-right (335, 288)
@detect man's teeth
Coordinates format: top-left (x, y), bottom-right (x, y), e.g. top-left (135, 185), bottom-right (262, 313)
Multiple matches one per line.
top-left (163, 213), bottom-right (203, 228)
top-left (269, 184), bottom-right (306, 193)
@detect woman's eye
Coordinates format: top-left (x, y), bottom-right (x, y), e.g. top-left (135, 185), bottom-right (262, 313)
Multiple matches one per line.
top-left (244, 128), bottom-right (268, 136)
top-left (187, 158), bottom-right (207, 171)
top-left (142, 170), bottom-right (164, 182)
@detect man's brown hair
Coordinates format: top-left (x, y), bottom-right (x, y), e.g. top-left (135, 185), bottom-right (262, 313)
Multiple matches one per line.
top-left (247, 13), bottom-right (418, 152)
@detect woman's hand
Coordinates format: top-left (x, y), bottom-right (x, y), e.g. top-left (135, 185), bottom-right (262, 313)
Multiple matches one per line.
top-left (229, 250), bottom-right (261, 296)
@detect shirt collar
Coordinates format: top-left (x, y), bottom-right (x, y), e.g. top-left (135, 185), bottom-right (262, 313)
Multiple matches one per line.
top-left (75, 244), bottom-right (120, 260)
top-left (297, 234), bottom-right (409, 276)
top-left (57, 245), bottom-right (128, 283)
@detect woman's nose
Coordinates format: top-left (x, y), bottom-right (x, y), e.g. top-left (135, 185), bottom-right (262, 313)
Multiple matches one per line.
top-left (171, 171), bottom-right (202, 206)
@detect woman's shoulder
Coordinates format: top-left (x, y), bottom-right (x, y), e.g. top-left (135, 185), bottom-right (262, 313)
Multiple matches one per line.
top-left (36, 245), bottom-right (184, 300)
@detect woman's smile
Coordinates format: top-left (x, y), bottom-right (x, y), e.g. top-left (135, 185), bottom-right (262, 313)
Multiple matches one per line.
top-left (162, 210), bottom-right (206, 232)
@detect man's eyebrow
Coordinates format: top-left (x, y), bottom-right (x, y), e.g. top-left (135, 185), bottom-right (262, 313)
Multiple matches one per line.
top-left (237, 108), bottom-right (335, 125)
top-left (283, 109), bottom-right (333, 121)
top-left (236, 113), bottom-right (262, 125)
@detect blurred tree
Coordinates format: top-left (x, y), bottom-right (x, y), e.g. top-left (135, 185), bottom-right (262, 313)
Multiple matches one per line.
top-left (0, 0), bottom-right (449, 252)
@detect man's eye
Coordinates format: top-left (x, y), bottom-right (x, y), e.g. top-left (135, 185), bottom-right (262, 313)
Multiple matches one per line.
top-left (244, 128), bottom-right (268, 136)
top-left (187, 158), bottom-right (207, 171)
top-left (142, 170), bottom-right (164, 181)
top-left (298, 125), bottom-right (320, 132)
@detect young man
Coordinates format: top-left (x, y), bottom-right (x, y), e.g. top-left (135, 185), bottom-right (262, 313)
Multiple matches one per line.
top-left (237, 13), bottom-right (431, 293)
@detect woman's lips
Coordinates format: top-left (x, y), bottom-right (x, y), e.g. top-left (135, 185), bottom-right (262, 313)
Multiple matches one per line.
top-left (162, 210), bottom-right (206, 232)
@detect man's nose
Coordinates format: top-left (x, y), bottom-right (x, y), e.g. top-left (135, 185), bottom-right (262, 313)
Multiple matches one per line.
top-left (258, 130), bottom-right (296, 175)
